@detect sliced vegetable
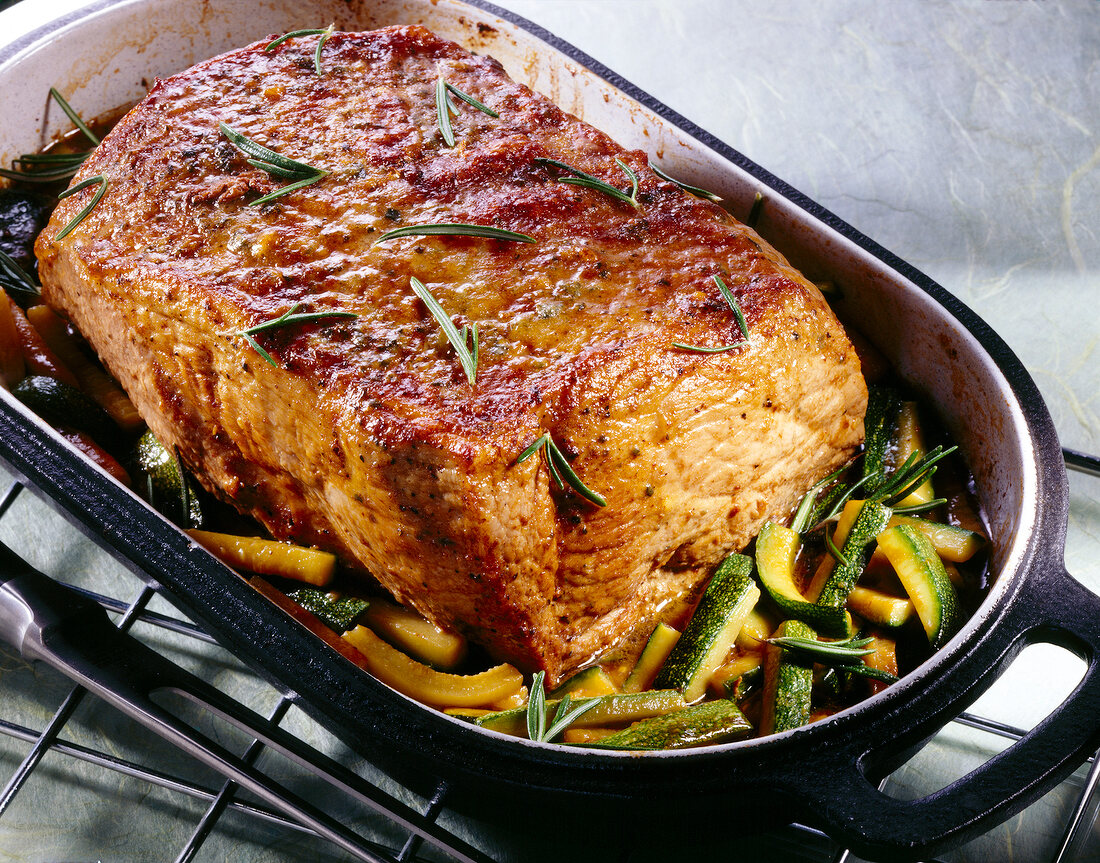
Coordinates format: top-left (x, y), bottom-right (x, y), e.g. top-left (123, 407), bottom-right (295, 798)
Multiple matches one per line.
top-left (862, 385), bottom-right (900, 491)
top-left (876, 524), bottom-right (961, 650)
top-left (548, 665), bottom-right (617, 699)
top-left (863, 634), bottom-right (899, 696)
top-left (474, 690), bottom-right (688, 736)
top-left (621, 622), bottom-right (680, 693)
top-left (810, 500), bottom-right (892, 612)
top-left (187, 528), bottom-right (336, 586)
top-left (58, 425), bottom-right (131, 486)
top-left (362, 597), bottom-right (467, 670)
top-left (735, 604), bottom-right (776, 650)
top-left (756, 521), bottom-right (848, 636)
top-left (707, 651), bottom-right (763, 697)
top-left (12, 374), bottom-right (115, 442)
top-left (759, 619), bottom-right (816, 736)
top-left (846, 585), bottom-right (914, 628)
top-left (882, 514), bottom-right (985, 562)
top-left (894, 401), bottom-right (934, 507)
top-left (592, 698), bottom-right (753, 750)
top-left (5, 294), bottom-right (79, 388)
top-left (343, 624), bottom-right (523, 708)
top-left (287, 587), bottom-right (369, 632)
top-left (652, 553), bottom-right (760, 702)
top-left (133, 430), bottom-right (203, 527)
top-left (25, 304), bottom-right (143, 430)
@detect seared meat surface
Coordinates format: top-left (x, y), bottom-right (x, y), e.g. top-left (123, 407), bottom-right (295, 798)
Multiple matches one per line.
top-left (36, 26), bottom-right (866, 682)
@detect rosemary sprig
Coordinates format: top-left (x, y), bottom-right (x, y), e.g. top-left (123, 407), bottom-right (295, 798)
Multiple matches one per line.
top-left (873, 445), bottom-right (957, 506)
top-left (671, 274), bottom-right (750, 353)
top-left (524, 671), bottom-right (600, 743)
top-left (265, 25), bottom-right (335, 76)
top-left (49, 87), bottom-right (100, 146)
top-left (766, 634), bottom-right (875, 663)
top-left (836, 664), bottom-right (900, 684)
top-left (55, 175), bottom-right (107, 240)
top-left (746, 191), bottom-right (765, 229)
top-left (435, 77), bottom-right (498, 147)
top-left (516, 432), bottom-right (606, 507)
top-left (892, 497), bottom-right (948, 515)
top-left (374, 223), bottom-right (535, 244)
top-left (236, 302), bottom-right (358, 367)
top-left (0, 249), bottom-right (39, 302)
top-left (649, 163), bottom-right (722, 203)
top-left (535, 157), bottom-right (641, 209)
top-left (409, 277), bottom-right (478, 386)
top-left (219, 123), bottom-right (328, 206)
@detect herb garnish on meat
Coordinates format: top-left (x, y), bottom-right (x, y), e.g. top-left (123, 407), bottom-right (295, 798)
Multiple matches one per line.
top-left (435, 77), bottom-right (499, 147)
top-left (55, 176), bottom-right (107, 240)
top-left (536, 157), bottom-right (642, 209)
top-left (218, 123), bottom-right (328, 206)
top-left (373, 223), bottom-right (535, 244)
top-left (516, 433), bottom-right (607, 507)
top-left (409, 277), bottom-right (479, 386)
top-left (264, 25), bottom-right (335, 76)
top-left (235, 303), bottom-right (358, 368)
top-left (649, 163), bottom-right (722, 203)
top-left (672, 275), bottom-right (750, 353)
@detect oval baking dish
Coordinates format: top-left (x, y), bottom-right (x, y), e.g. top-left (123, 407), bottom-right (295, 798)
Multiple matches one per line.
top-left (1, 2), bottom-right (1097, 860)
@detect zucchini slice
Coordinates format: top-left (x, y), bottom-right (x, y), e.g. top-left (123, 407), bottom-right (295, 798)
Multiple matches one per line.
top-left (362, 597), bottom-right (467, 670)
top-left (846, 585), bottom-right (914, 628)
top-left (884, 515), bottom-right (985, 562)
top-left (622, 622), bottom-right (680, 693)
top-left (652, 554), bottom-right (760, 702)
top-left (759, 619), bottom-right (816, 735)
top-left (474, 690), bottom-right (687, 736)
top-left (862, 384), bottom-right (901, 490)
top-left (756, 521), bottom-right (848, 636)
top-left (548, 665), bottom-right (618, 698)
top-left (894, 401), bottom-right (934, 507)
top-left (811, 500), bottom-right (893, 612)
top-left (592, 698), bottom-right (753, 750)
top-left (876, 524), bottom-right (961, 650)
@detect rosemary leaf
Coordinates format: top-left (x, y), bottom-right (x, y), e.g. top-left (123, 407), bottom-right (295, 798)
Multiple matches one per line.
top-left (445, 82), bottom-right (499, 118)
top-left (0, 249), bottom-right (39, 301)
top-left (536, 157), bottom-right (641, 209)
top-left (516, 432), bottom-right (606, 507)
top-left (713, 275), bottom-right (750, 342)
top-left (649, 163), bottom-right (722, 203)
top-left (527, 670), bottom-right (547, 742)
top-left (236, 302), bottom-right (358, 368)
top-left (766, 634), bottom-right (875, 663)
top-left (670, 342), bottom-right (743, 353)
top-left (892, 497), bottom-right (948, 515)
top-left (48, 87), bottom-right (100, 147)
top-left (55, 175), bottom-right (107, 240)
top-left (435, 77), bottom-right (455, 147)
top-left (543, 694), bottom-right (600, 742)
top-left (409, 277), bottom-right (478, 386)
top-left (374, 223), bottom-right (535, 244)
top-left (219, 123), bottom-right (328, 204)
top-left (265, 25), bottom-right (335, 75)
top-left (835, 664), bottom-right (900, 684)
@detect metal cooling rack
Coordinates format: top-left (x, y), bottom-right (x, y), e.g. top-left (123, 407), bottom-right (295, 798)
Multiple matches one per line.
top-left (0, 452), bottom-right (1098, 863)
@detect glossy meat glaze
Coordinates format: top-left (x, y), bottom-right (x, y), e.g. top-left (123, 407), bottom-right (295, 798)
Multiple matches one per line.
top-left (36, 26), bottom-right (866, 681)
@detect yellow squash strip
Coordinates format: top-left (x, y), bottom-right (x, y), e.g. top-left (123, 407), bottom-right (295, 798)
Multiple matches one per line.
top-left (562, 727), bottom-right (618, 744)
top-left (708, 650), bottom-right (763, 697)
top-left (864, 635), bottom-right (899, 696)
top-left (188, 529), bottom-right (336, 586)
top-left (0, 289), bottom-right (24, 389)
top-left (894, 402), bottom-right (934, 507)
top-left (362, 597), bottom-right (467, 670)
top-left (549, 665), bottom-right (618, 698)
top-left (621, 622), bottom-right (680, 693)
top-left (847, 585), bottom-right (914, 628)
top-left (343, 624), bottom-right (523, 708)
top-left (806, 499), bottom-right (865, 602)
top-left (26, 304), bottom-right (143, 430)
top-left (735, 605), bottom-right (776, 651)
top-left (487, 687), bottom-right (528, 711)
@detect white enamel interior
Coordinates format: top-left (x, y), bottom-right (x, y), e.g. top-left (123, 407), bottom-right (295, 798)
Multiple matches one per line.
top-left (0, 0), bottom-right (1038, 632)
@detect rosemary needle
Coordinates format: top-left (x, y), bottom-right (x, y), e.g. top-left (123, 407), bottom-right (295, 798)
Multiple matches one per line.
top-left (219, 123), bottom-right (328, 206)
top-left (236, 302), bottom-right (357, 368)
top-left (516, 432), bottom-right (606, 507)
top-left (436, 77), bottom-right (499, 147)
top-left (673, 274), bottom-right (750, 353)
top-left (55, 175), bottom-right (107, 240)
top-left (265, 25), bottom-right (335, 75)
top-left (374, 223), bottom-right (535, 244)
top-left (650, 163), bottom-right (722, 203)
top-left (536, 157), bottom-right (641, 209)
top-left (409, 277), bottom-right (479, 386)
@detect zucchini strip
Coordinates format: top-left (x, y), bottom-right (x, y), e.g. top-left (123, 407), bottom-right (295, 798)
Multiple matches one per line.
top-left (622, 622), bottom-right (680, 693)
top-left (757, 521), bottom-right (848, 636)
top-left (759, 619), bottom-right (816, 735)
top-left (362, 597), bottom-right (467, 670)
top-left (475, 690), bottom-right (687, 736)
top-left (809, 500), bottom-right (893, 612)
top-left (652, 553), bottom-right (760, 702)
top-left (876, 524), bottom-right (961, 650)
top-left (187, 528), bottom-right (336, 586)
top-left (591, 698), bottom-right (753, 750)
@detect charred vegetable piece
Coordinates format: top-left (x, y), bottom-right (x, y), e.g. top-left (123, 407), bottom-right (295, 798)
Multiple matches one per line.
top-left (756, 521), bottom-right (849, 636)
top-left (0, 190), bottom-right (53, 278)
top-left (343, 624), bottom-right (523, 708)
top-left (592, 698), bottom-right (753, 750)
top-left (362, 597), bottom-right (467, 670)
top-left (759, 619), bottom-right (816, 735)
top-left (474, 690), bottom-right (688, 736)
top-left (287, 587), bottom-right (369, 632)
top-left (188, 529), bottom-right (336, 586)
top-left (653, 553), bottom-right (759, 702)
top-left (133, 430), bottom-right (203, 527)
top-left (876, 524), bottom-right (961, 650)
top-left (12, 374), bottom-right (114, 442)
top-left (622, 622), bottom-right (680, 693)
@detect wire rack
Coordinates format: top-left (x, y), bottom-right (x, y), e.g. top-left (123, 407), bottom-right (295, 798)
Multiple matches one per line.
top-left (0, 454), bottom-right (1098, 863)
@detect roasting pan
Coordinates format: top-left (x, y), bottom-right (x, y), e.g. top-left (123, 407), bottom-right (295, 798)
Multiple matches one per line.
top-left (1, 1), bottom-right (1098, 860)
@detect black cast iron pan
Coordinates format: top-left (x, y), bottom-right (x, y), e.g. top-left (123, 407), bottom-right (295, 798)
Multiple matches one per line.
top-left (0, 1), bottom-right (1097, 859)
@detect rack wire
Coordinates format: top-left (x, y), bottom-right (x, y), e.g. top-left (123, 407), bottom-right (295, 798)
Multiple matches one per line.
top-left (0, 451), bottom-right (1098, 863)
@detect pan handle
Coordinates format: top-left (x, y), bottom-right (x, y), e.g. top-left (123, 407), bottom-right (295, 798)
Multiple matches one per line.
top-left (782, 563), bottom-right (1100, 862)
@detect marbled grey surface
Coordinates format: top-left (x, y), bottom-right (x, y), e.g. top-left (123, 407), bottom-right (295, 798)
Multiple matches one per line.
top-left (0, 1), bottom-right (1097, 860)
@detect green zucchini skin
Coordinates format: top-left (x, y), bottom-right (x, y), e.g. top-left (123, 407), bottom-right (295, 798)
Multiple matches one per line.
top-left (814, 500), bottom-right (892, 611)
top-left (591, 698), bottom-right (753, 750)
top-left (759, 619), bottom-right (816, 735)
top-left (877, 524), bottom-right (961, 651)
top-left (133, 429), bottom-right (204, 527)
top-left (756, 522), bottom-right (848, 636)
top-left (12, 374), bottom-right (114, 442)
top-left (652, 553), bottom-right (759, 701)
top-left (474, 690), bottom-right (687, 736)
top-left (861, 384), bottom-right (901, 492)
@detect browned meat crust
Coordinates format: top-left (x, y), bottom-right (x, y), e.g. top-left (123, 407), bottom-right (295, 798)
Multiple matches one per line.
top-left (36, 25), bottom-right (866, 682)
